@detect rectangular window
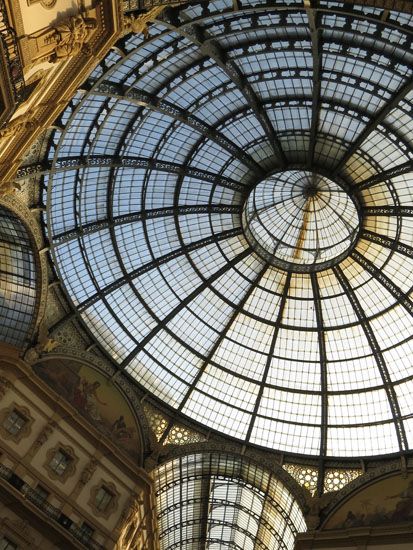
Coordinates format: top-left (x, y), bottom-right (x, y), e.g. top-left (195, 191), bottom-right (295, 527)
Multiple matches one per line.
top-left (49, 449), bottom-right (72, 476)
top-left (79, 522), bottom-right (94, 543)
top-left (95, 486), bottom-right (113, 512)
top-left (3, 410), bottom-right (27, 435)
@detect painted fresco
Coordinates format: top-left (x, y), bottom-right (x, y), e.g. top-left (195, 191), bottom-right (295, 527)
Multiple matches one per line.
top-left (33, 358), bottom-right (140, 462)
top-left (325, 473), bottom-right (413, 529)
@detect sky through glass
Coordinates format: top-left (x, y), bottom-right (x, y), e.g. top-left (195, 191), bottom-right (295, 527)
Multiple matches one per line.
top-left (44, 0), bottom-right (413, 458)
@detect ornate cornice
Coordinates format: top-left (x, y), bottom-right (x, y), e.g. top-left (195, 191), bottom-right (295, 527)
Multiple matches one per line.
top-left (0, 0), bottom-right (123, 186)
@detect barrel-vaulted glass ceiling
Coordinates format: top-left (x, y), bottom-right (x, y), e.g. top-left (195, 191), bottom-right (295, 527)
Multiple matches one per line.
top-left (44, 0), bottom-right (413, 458)
top-left (154, 453), bottom-right (306, 550)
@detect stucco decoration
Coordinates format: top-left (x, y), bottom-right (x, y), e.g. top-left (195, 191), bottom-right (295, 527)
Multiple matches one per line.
top-left (325, 471), bottom-right (413, 529)
top-left (33, 357), bottom-right (143, 462)
top-left (28, 14), bottom-right (97, 64)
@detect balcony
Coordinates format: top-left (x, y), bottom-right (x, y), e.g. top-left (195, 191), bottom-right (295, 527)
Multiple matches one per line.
top-left (0, 0), bottom-right (25, 127)
top-left (0, 463), bottom-right (105, 550)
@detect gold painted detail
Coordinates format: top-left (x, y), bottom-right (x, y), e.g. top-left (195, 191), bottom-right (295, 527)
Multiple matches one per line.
top-left (124, 6), bottom-right (166, 37)
top-left (164, 423), bottom-right (206, 446)
top-left (27, 0), bottom-right (58, 9)
top-left (143, 403), bottom-right (168, 442)
top-left (283, 463), bottom-right (318, 496)
top-left (28, 13), bottom-right (97, 63)
top-left (323, 468), bottom-right (363, 493)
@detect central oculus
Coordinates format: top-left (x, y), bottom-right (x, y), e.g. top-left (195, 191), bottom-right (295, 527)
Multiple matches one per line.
top-left (242, 170), bottom-right (360, 273)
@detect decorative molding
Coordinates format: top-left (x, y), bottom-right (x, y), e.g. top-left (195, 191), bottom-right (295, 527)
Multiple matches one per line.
top-left (283, 463), bottom-right (319, 497)
top-left (0, 0), bottom-right (123, 186)
top-left (44, 442), bottom-right (79, 483)
top-left (0, 402), bottom-right (34, 443)
top-left (164, 422), bottom-right (207, 446)
top-left (0, 375), bottom-right (12, 399)
top-left (88, 479), bottom-right (120, 519)
top-left (26, 420), bottom-right (56, 459)
top-left (123, 6), bottom-right (166, 37)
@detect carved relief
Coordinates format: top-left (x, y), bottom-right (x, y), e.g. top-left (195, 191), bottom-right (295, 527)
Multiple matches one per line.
top-left (0, 115), bottom-right (36, 139)
top-left (0, 375), bottom-right (12, 399)
top-left (79, 458), bottom-right (98, 486)
top-left (27, 0), bottom-right (58, 8)
top-left (28, 14), bottom-right (97, 64)
top-left (124, 6), bottom-right (166, 38)
top-left (26, 420), bottom-right (56, 458)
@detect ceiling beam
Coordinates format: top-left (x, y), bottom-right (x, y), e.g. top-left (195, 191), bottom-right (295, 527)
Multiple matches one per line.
top-left (245, 272), bottom-right (292, 443)
top-left (333, 264), bottom-right (408, 452)
top-left (334, 78), bottom-right (413, 172)
top-left (361, 229), bottom-right (413, 260)
top-left (355, 160), bottom-right (413, 191)
top-left (119, 246), bottom-right (253, 368)
top-left (93, 80), bottom-right (264, 175)
top-left (163, 19), bottom-right (286, 166)
top-left (18, 155), bottom-right (244, 191)
top-left (306, 5), bottom-right (322, 167)
top-left (52, 204), bottom-right (240, 244)
top-left (311, 271), bottom-right (328, 490)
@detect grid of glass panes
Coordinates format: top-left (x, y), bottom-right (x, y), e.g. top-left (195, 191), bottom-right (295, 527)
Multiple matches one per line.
top-left (154, 453), bottom-right (306, 550)
top-left (45, 1), bottom-right (413, 458)
top-left (0, 206), bottom-right (37, 348)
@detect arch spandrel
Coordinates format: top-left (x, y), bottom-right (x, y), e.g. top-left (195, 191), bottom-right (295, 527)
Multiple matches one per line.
top-left (33, 355), bottom-right (145, 464)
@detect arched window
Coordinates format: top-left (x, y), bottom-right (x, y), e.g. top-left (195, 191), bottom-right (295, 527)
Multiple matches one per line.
top-left (0, 205), bottom-right (37, 348)
top-left (154, 453), bottom-right (306, 550)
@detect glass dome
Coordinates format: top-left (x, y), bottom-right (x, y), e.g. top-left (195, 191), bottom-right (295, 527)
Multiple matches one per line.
top-left (242, 170), bottom-right (360, 272)
top-left (44, 0), bottom-right (413, 458)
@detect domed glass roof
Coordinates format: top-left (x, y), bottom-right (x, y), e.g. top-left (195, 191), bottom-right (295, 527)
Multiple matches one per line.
top-left (44, 0), bottom-right (413, 458)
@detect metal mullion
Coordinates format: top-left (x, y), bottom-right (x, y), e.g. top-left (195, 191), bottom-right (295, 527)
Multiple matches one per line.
top-left (361, 229), bottom-right (413, 260)
top-left (333, 264), bottom-right (408, 452)
top-left (174, 261), bottom-right (270, 414)
top-left (334, 78), bottom-right (413, 172)
top-left (351, 249), bottom-right (413, 317)
top-left (93, 81), bottom-right (263, 175)
top-left (53, 204), bottom-right (241, 244)
top-left (310, 271), bottom-right (328, 493)
top-left (245, 272), bottom-right (292, 442)
top-left (49, 226), bottom-right (243, 331)
top-left (162, 18), bottom-right (286, 166)
top-left (119, 246), bottom-right (253, 368)
top-left (356, 160), bottom-right (413, 191)
top-left (307, 3), bottom-right (322, 167)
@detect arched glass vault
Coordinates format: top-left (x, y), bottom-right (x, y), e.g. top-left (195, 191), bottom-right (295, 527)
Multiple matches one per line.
top-left (42, 0), bottom-right (413, 458)
top-left (0, 205), bottom-right (37, 348)
top-left (153, 453), bottom-right (306, 550)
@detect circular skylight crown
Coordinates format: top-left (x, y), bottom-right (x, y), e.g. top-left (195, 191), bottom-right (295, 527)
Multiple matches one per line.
top-left (243, 170), bottom-right (360, 272)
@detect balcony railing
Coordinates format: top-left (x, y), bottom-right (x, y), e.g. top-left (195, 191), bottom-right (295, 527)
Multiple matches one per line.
top-left (0, 463), bottom-right (105, 550)
top-left (0, 0), bottom-right (25, 103)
